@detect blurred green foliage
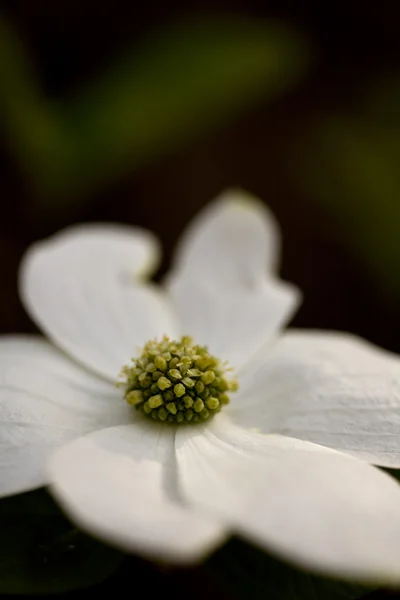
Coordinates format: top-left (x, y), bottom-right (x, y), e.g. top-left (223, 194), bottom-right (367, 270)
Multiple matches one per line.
top-left (0, 16), bottom-right (308, 216)
top-left (288, 76), bottom-right (400, 301)
top-left (0, 489), bottom-right (124, 594)
top-left (207, 537), bottom-right (373, 600)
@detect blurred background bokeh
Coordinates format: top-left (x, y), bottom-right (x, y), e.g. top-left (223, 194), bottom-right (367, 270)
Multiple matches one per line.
top-left (1, 0), bottom-right (399, 355)
top-left (0, 3), bottom-right (399, 598)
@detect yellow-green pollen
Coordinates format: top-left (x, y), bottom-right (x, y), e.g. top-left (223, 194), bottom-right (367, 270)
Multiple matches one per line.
top-left (121, 336), bottom-right (238, 423)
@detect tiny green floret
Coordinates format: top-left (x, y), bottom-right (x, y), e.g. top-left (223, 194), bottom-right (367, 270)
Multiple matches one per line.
top-left (121, 336), bottom-right (237, 424)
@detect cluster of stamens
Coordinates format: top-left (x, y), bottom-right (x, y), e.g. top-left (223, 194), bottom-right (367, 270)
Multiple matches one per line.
top-left (121, 336), bottom-right (237, 423)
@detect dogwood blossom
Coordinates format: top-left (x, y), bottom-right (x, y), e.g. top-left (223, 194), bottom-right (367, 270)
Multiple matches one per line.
top-left (2, 190), bottom-right (400, 584)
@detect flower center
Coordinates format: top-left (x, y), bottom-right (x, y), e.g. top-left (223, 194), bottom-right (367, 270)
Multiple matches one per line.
top-left (121, 335), bottom-right (237, 423)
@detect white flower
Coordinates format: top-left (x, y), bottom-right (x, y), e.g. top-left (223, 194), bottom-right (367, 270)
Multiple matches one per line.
top-left (3, 189), bottom-right (400, 584)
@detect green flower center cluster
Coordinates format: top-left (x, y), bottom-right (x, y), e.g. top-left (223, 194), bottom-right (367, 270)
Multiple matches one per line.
top-left (121, 336), bottom-right (237, 423)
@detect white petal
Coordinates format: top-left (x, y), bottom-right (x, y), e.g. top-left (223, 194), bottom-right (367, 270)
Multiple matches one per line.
top-left (230, 330), bottom-right (400, 467)
top-left (166, 189), bottom-right (300, 367)
top-left (168, 277), bottom-right (299, 369)
top-left (177, 416), bottom-right (400, 584)
top-left (0, 336), bottom-right (129, 497)
top-left (48, 422), bottom-right (227, 564)
top-left (169, 188), bottom-right (282, 288)
top-left (29, 222), bottom-right (160, 279)
top-left (20, 225), bottom-right (179, 380)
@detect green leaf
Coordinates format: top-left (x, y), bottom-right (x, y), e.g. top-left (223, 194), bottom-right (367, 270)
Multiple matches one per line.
top-left (206, 537), bottom-right (374, 600)
top-left (0, 16), bottom-right (308, 215)
top-left (0, 489), bottom-right (124, 594)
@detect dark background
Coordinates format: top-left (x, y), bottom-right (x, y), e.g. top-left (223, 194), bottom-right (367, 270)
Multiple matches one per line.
top-left (1, 0), bottom-right (400, 352)
top-left (0, 1), bottom-right (399, 598)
